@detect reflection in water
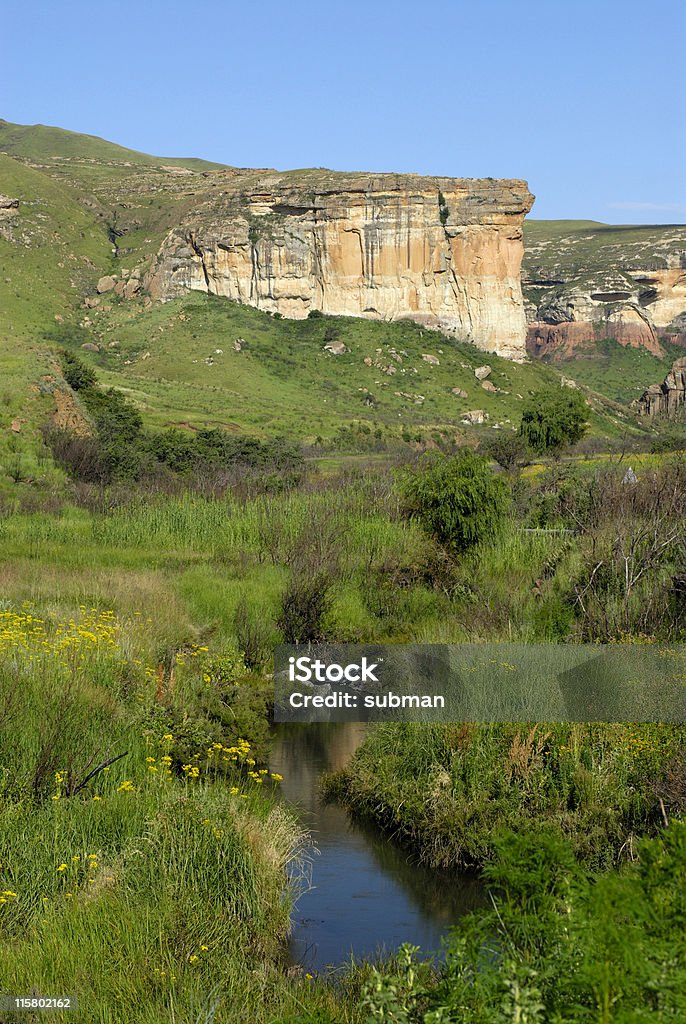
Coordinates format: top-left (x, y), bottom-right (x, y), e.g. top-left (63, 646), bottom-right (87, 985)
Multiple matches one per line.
top-left (270, 723), bottom-right (484, 972)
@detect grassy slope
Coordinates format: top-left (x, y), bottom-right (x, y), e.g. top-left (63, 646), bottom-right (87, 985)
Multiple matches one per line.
top-left (0, 153), bottom-right (115, 484)
top-left (0, 118), bottom-right (227, 170)
top-left (1, 122), bottom-right (671, 495)
top-left (84, 292), bottom-right (626, 442)
top-left (523, 218), bottom-right (686, 277)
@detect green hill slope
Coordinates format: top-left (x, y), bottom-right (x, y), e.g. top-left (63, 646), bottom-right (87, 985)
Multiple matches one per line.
top-left (0, 123), bottom-right (662, 492)
top-left (0, 119), bottom-right (227, 170)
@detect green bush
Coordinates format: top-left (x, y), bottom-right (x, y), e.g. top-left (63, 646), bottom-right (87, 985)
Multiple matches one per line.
top-left (362, 823), bottom-right (686, 1022)
top-left (520, 388), bottom-right (588, 455)
top-left (399, 450), bottom-right (509, 554)
top-left (60, 350), bottom-right (97, 392)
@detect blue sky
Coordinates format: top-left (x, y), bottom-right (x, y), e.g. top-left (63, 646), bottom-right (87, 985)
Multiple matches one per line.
top-left (3, 0), bottom-right (684, 222)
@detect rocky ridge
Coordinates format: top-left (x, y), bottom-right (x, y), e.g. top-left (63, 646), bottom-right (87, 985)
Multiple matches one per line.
top-left (522, 222), bottom-right (686, 359)
top-left (635, 357), bottom-right (686, 419)
top-left (146, 171), bottom-right (534, 360)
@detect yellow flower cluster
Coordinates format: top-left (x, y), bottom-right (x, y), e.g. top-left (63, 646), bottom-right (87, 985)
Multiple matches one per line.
top-left (0, 605), bottom-right (119, 658)
top-left (174, 643), bottom-right (209, 666)
top-left (0, 889), bottom-right (18, 906)
top-left (52, 853), bottom-right (103, 901)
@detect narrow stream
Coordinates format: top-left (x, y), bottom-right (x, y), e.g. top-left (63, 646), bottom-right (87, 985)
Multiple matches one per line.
top-left (269, 722), bottom-right (484, 972)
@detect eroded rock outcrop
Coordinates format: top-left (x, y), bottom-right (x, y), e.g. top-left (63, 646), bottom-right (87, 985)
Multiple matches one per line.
top-left (634, 358), bottom-right (686, 419)
top-left (147, 172), bottom-right (534, 360)
top-left (523, 223), bottom-right (686, 360)
top-left (0, 191), bottom-right (18, 241)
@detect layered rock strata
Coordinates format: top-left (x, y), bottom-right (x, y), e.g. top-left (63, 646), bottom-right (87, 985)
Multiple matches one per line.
top-left (147, 172), bottom-right (534, 360)
top-left (635, 358), bottom-right (686, 419)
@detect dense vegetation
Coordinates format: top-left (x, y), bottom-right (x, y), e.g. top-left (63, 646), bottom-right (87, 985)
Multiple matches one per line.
top-left (2, 399), bottom-right (686, 1020)
top-left (2, 116), bottom-right (686, 1024)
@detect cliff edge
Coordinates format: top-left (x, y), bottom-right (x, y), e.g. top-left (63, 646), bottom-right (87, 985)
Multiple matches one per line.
top-left (147, 170), bottom-right (534, 360)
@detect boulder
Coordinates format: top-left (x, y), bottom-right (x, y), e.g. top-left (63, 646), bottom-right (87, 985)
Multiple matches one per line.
top-left (451, 387), bottom-right (468, 398)
top-left (422, 353), bottom-right (440, 365)
top-left (461, 409), bottom-right (487, 425)
top-left (96, 275), bottom-right (117, 294)
top-left (123, 278), bottom-right (140, 299)
top-left (481, 379), bottom-right (498, 393)
top-left (474, 365), bottom-right (492, 380)
top-left (324, 341), bottom-right (349, 355)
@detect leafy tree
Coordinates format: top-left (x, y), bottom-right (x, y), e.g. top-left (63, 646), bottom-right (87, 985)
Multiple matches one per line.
top-left (400, 449), bottom-right (509, 554)
top-left (481, 431), bottom-right (527, 471)
top-left (520, 388), bottom-right (588, 456)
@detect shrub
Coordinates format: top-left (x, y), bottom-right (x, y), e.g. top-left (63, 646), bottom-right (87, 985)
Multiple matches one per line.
top-left (277, 568), bottom-right (334, 644)
top-left (399, 450), bottom-right (509, 554)
top-left (520, 388), bottom-right (588, 455)
top-left (480, 431), bottom-right (527, 470)
top-left (59, 350), bottom-right (97, 392)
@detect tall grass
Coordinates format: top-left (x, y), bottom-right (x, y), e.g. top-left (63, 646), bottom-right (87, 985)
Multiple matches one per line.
top-left (329, 721), bottom-right (685, 869)
top-left (0, 605), bottom-right (350, 1023)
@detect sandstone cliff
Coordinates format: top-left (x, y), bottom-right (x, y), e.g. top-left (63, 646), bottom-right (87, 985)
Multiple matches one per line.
top-left (635, 357), bottom-right (686, 419)
top-left (522, 223), bottom-right (686, 360)
top-left (147, 171), bottom-right (534, 360)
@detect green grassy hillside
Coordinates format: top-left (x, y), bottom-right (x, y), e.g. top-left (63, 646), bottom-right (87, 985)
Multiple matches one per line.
top-left (2, 121), bottom-right (674, 493)
top-left (0, 119), bottom-right (227, 170)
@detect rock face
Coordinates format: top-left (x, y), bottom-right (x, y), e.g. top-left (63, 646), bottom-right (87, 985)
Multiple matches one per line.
top-left (147, 172), bottom-right (534, 360)
top-left (0, 192), bottom-right (18, 241)
top-left (527, 309), bottom-right (660, 359)
top-left (523, 222), bottom-right (686, 360)
top-left (634, 358), bottom-right (686, 418)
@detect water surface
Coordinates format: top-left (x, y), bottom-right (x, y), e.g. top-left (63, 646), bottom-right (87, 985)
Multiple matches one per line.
top-left (269, 722), bottom-right (484, 972)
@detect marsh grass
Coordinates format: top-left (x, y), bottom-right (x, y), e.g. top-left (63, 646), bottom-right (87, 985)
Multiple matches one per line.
top-left (329, 720), bottom-right (685, 870)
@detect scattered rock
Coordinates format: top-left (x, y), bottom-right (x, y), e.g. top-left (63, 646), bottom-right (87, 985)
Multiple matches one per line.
top-left (475, 365), bottom-right (492, 380)
top-left (54, 314), bottom-right (64, 323)
top-left (233, 338), bottom-right (244, 351)
top-left (83, 296), bottom-right (101, 309)
top-left (393, 391), bottom-right (425, 403)
top-left (422, 353), bottom-right (440, 365)
top-left (0, 194), bottom-right (19, 210)
top-left (451, 387), bottom-right (468, 398)
top-left (10, 418), bottom-right (22, 433)
top-left (324, 341), bottom-right (349, 355)
top-left (80, 342), bottom-right (100, 352)
top-left (462, 409), bottom-right (487, 425)
top-left (96, 275), bottom-right (117, 294)
top-left (363, 356), bottom-right (373, 366)
top-left (481, 379), bottom-right (498, 393)
top-left (122, 278), bottom-right (140, 299)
